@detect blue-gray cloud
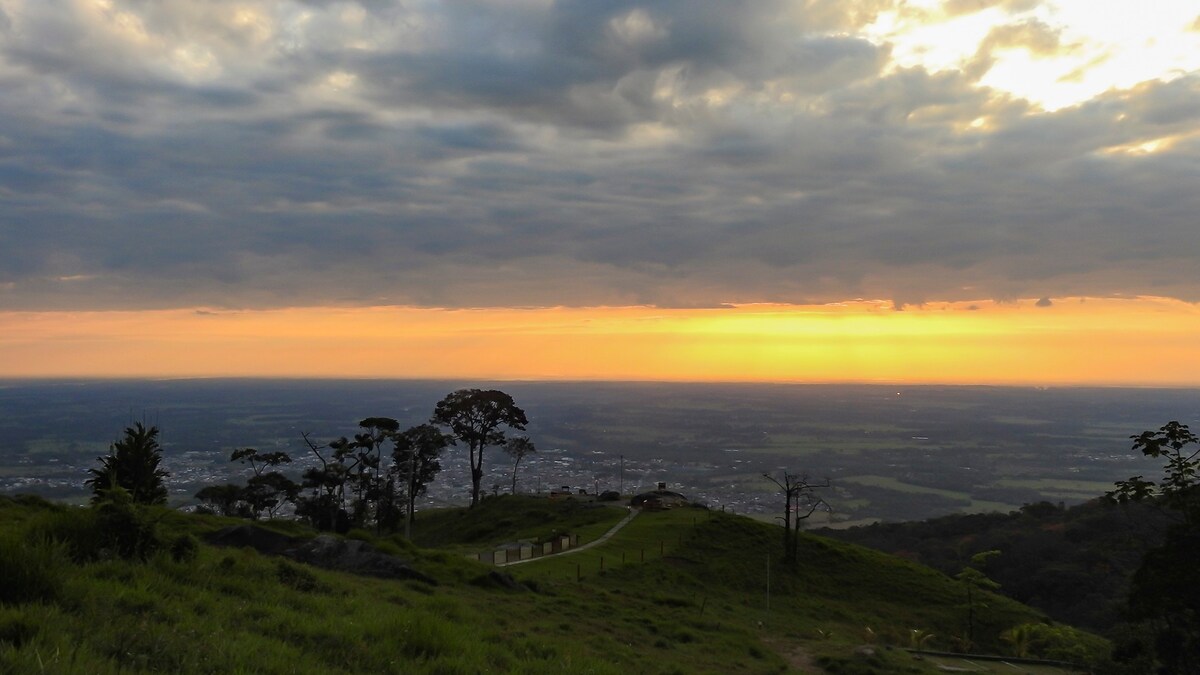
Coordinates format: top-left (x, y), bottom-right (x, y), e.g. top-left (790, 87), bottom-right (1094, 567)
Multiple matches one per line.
top-left (0, 0), bottom-right (1197, 310)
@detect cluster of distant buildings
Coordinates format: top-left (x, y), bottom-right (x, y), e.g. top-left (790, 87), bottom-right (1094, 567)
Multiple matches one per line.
top-left (548, 480), bottom-right (691, 511)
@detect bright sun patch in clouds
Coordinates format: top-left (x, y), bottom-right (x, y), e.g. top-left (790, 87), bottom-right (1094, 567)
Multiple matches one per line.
top-left (869, 0), bottom-right (1200, 110)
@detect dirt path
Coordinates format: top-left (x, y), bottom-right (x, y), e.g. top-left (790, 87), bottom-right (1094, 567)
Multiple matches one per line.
top-left (498, 507), bottom-right (640, 567)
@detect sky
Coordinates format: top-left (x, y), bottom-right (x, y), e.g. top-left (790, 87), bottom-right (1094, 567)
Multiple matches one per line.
top-left (1, 0), bottom-right (1199, 384)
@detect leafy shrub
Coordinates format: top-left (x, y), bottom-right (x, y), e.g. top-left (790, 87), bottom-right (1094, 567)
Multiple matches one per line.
top-left (23, 508), bottom-right (105, 562)
top-left (169, 534), bottom-right (199, 563)
top-left (1019, 622), bottom-right (1109, 664)
top-left (0, 607), bottom-right (39, 647)
top-left (275, 560), bottom-right (325, 593)
top-left (0, 535), bottom-right (66, 606)
top-left (93, 487), bottom-right (163, 560)
top-left (25, 490), bottom-right (163, 561)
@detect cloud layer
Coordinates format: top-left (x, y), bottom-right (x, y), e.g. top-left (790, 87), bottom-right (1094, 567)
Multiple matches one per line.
top-left (1, 0), bottom-right (1198, 310)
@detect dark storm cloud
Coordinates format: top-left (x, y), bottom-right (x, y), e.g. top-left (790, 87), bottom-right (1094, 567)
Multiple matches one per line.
top-left (0, 0), bottom-right (1197, 310)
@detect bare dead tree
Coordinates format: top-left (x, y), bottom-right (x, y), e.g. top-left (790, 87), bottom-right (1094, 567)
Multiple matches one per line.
top-left (763, 471), bottom-right (830, 565)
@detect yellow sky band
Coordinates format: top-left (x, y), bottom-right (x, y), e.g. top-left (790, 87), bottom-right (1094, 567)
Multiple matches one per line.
top-left (2, 296), bottom-right (1197, 385)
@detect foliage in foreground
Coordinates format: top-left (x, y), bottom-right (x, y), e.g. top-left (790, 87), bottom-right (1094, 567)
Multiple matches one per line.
top-left (0, 493), bottom-right (1106, 674)
top-left (1103, 421), bottom-right (1200, 673)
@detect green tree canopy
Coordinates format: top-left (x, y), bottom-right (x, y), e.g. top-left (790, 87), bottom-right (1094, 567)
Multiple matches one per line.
top-left (432, 389), bottom-right (527, 507)
top-left (1106, 421), bottom-right (1200, 673)
top-left (86, 423), bottom-right (169, 505)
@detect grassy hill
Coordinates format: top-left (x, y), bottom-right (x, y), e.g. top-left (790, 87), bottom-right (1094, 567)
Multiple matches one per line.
top-left (819, 499), bottom-right (1173, 632)
top-left (409, 496), bottom-right (628, 552)
top-left (0, 494), bottom-right (1105, 674)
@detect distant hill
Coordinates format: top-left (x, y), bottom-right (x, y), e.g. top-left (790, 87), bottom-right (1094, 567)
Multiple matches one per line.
top-left (0, 494), bottom-right (1107, 673)
top-left (818, 499), bottom-right (1173, 632)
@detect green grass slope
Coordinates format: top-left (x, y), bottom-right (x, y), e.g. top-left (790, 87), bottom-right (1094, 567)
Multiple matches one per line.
top-left (410, 495), bottom-right (627, 551)
top-left (509, 506), bottom-right (1103, 672)
top-left (0, 495), bottom-right (1104, 674)
top-left (819, 499), bottom-right (1171, 632)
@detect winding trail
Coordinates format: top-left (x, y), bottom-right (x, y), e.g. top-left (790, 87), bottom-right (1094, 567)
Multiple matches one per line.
top-left (498, 507), bottom-right (639, 567)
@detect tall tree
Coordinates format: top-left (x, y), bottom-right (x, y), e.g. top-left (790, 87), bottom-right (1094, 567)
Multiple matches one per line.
top-left (230, 447), bottom-right (297, 519)
top-left (432, 389), bottom-right (527, 507)
top-left (391, 423), bottom-right (453, 536)
top-left (504, 436), bottom-right (536, 494)
top-left (86, 423), bottom-right (169, 505)
top-left (352, 418), bottom-right (400, 529)
top-left (295, 432), bottom-right (352, 532)
top-left (956, 550), bottom-right (1001, 650)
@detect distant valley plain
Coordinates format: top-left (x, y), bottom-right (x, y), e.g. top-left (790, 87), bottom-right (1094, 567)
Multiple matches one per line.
top-left (2, 379), bottom-right (1196, 525)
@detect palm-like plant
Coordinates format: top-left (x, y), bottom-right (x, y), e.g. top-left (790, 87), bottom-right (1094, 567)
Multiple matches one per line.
top-left (1001, 623), bottom-right (1036, 658)
top-left (86, 423), bottom-right (169, 505)
top-left (909, 628), bottom-right (936, 650)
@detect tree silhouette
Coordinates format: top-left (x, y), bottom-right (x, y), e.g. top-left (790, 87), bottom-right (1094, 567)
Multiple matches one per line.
top-left (1106, 421), bottom-right (1200, 673)
top-left (504, 436), bottom-right (536, 494)
top-left (86, 423), bottom-right (169, 505)
top-left (763, 470), bottom-right (829, 566)
top-left (353, 417), bottom-right (400, 529)
top-left (295, 432), bottom-right (352, 532)
top-left (391, 423), bottom-right (452, 536)
top-left (956, 549), bottom-right (1000, 650)
top-left (195, 484), bottom-right (249, 517)
top-left (432, 389), bottom-right (527, 507)
top-left (230, 447), bottom-right (297, 519)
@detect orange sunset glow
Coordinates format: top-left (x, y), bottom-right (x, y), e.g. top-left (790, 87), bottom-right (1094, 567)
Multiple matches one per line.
top-left (3, 1), bottom-right (1200, 386)
top-left (3, 297), bottom-right (1197, 385)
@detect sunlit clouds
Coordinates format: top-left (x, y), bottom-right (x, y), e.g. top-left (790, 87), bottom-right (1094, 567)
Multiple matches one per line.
top-left (868, 0), bottom-right (1200, 111)
top-left (0, 1), bottom-right (1198, 382)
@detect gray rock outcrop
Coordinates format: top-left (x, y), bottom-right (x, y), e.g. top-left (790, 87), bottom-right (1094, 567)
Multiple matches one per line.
top-left (206, 525), bottom-right (436, 585)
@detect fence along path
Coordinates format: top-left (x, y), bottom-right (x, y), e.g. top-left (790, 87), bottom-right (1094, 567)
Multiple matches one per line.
top-left (509, 507), bottom-right (712, 583)
top-left (498, 507), bottom-right (639, 567)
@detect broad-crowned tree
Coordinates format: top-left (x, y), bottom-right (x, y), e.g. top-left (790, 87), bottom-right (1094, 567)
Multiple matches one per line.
top-left (432, 389), bottom-right (527, 507)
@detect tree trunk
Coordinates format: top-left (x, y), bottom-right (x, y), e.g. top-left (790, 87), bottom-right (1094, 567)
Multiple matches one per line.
top-left (783, 489), bottom-right (795, 564)
top-left (792, 517), bottom-right (802, 564)
top-left (470, 443), bottom-right (483, 507)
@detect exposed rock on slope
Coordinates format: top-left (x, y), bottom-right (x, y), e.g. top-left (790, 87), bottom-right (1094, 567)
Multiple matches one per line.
top-left (207, 525), bottom-right (436, 585)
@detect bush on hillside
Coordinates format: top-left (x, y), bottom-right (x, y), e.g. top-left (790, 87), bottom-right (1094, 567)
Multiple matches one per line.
top-left (0, 607), bottom-right (40, 647)
top-left (169, 534), bottom-right (199, 563)
top-left (24, 487), bottom-right (163, 562)
top-left (0, 535), bottom-right (66, 606)
top-left (24, 508), bottom-right (106, 562)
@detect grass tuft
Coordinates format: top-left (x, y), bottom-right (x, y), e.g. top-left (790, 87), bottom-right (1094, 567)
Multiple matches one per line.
top-left (0, 535), bottom-right (67, 606)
